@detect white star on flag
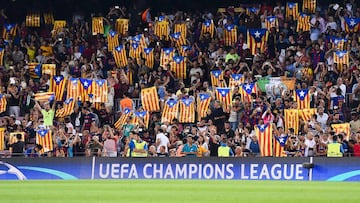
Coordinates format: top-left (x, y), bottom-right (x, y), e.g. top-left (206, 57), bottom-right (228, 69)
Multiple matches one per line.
top-left (338, 52), bottom-right (344, 57)
top-left (221, 90), bottom-right (226, 95)
top-left (98, 80), bottom-right (103, 86)
top-left (260, 125), bottom-right (265, 131)
top-left (214, 72), bottom-right (219, 77)
top-left (205, 21), bottom-right (211, 26)
top-left (116, 47), bottom-right (121, 51)
top-left (40, 131), bottom-right (46, 136)
top-left (254, 31), bottom-right (261, 38)
top-left (55, 77), bottom-right (61, 82)
top-left (299, 90), bottom-right (305, 97)
top-left (201, 95), bottom-right (205, 100)
top-left (334, 39), bottom-right (339, 44)
top-left (145, 49), bottom-right (150, 54)
top-left (350, 19), bottom-right (356, 27)
top-left (166, 50), bottom-right (170, 54)
top-left (83, 81), bottom-right (89, 87)
top-left (175, 58), bottom-right (181, 63)
top-left (245, 84), bottom-right (251, 90)
top-left (234, 75), bottom-right (240, 80)
top-left (72, 79), bottom-right (77, 84)
top-left (279, 138), bottom-right (285, 144)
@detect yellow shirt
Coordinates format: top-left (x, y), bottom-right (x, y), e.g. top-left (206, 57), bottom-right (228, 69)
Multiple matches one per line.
top-left (41, 109), bottom-right (55, 126)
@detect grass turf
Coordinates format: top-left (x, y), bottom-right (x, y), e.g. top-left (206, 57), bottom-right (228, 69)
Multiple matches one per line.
top-left (0, 180), bottom-right (359, 203)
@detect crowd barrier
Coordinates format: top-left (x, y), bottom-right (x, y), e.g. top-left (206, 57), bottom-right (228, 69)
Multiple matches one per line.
top-left (0, 157), bottom-right (359, 181)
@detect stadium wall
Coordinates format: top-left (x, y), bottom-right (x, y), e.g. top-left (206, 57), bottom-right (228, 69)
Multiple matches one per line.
top-left (0, 157), bottom-right (359, 181)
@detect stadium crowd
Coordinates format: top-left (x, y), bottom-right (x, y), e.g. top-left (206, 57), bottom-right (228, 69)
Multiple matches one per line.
top-left (0, 0), bottom-right (360, 158)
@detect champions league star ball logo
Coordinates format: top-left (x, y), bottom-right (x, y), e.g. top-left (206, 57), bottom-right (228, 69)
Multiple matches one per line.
top-left (0, 161), bottom-right (27, 180)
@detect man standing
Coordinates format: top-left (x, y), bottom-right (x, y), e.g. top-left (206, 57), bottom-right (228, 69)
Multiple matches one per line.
top-left (35, 100), bottom-right (56, 127)
top-left (327, 135), bottom-right (344, 157)
top-left (181, 134), bottom-right (198, 157)
top-left (10, 134), bottom-right (25, 157)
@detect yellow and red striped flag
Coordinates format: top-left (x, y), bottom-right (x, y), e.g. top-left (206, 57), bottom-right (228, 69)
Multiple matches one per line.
top-left (265, 16), bottom-right (279, 30)
top-left (344, 18), bottom-right (360, 33)
top-left (26, 12), bottom-right (40, 27)
top-left (216, 88), bottom-right (232, 112)
top-left (274, 135), bottom-right (288, 157)
top-left (114, 108), bottom-right (132, 129)
top-left (52, 20), bottom-right (66, 36)
top-left (223, 24), bottom-right (237, 47)
top-left (255, 124), bottom-right (273, 157)
top-left (174, 23), bottom-right (187, 39)
top-left (79, 78), bottom-right (93, 102)
top-left (246, 7), bottom-right (259, 16)
top-left (210, 70), bottom-right (224, 87)
top-left (247, 29), bottom-right (268, 55)
top-left (113, 45), bottom-right (128, 68)
top-left (107, 30), bottom-right (119, 52)
top-left (299, 108), bottom-right (317, 122)
top-left (284, 109), bottom-right (299, 135)
top-left (197, 93), bottom-right (211, 121)
top-left (43, 12), bottom-right (54, 24)
top-left (154, 21), bottom-right (169, 40)
top-left (2, 24), bottom-right (17, 40)
top-left (200, 20), bottom-right (214, 39)
top-left (0, 48), bottom-right (4, 66)
top-left (0, 94), bottom-right (7, 113)
top-left (0, 128), bottom-right (5, 151)
top-left (330, 37), bottom-right (347, 50)
top-left (42, 64), bottom-right (56, 77)
top-left (67, 78), bottom-right (80, 101)
top-left (286, 2), bottom-right (299, 20)
top-left (92, 17), bottom-right (104, 35)
top-left (297, 13), bottom-right (311, 32)
top-left (333, 51), bottom-right (349, 71)
top-left (295, 89), bottom-right (310, 109)
top-left (170, 56), bottom-right (186, 79)
top-left (50, 76), bottom-right (67, 102)
top-left (92, 79), bottom-right (108, 103)
top-left (36, 129), bottom-right (53, 154)
top-left (229, 74), bottom-right (244, 88)
top-left (115, 18), bottom-right (129, 36)
top-left (55, 98), bottom-right (75, 118)
top-left (240, 83), bottom-right (257, 103)
top-left (160, 48), bottom-right (175, 68)
top-left (28, 63), bottom-right (42, 79)
top-left (141, 86), bottom-right (160, 112)
top-left (143, 48), bottom-right (154, 69)
top-left (161, 99), bottom-right (179, 124)
top-left (129, 43), bottom-right (142, 59)
top-left (302, 0), bottom-right (316, 13)
top-left (133, 110), bottom-right (150, 128)
top-left (124, 67), bottom-right (133, 85)
top-left (332, 123), bottom-right (351, 140)
top-left (180, 45), bottom-right (192, 56)
top-left (34, 92), bottom-right (55, 102)
top-left (170, 32), bottom-right (186, 48)
top-left (179, 97), bottom-right (195, 123)
top-left (131, 34), bottom-right (146, 49)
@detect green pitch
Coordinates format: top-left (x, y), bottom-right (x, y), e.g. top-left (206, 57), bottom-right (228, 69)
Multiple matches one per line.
top-left (0, 180), bottom-right (359, 203)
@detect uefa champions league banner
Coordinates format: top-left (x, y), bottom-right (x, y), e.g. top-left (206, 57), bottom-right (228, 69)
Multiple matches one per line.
top-left (0, 157), bottom-right (359, 181)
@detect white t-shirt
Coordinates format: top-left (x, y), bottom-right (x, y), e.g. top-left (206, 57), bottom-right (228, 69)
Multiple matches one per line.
top-left (316, 113), bottom-right (329, 129)
top-left (156, 132), bottom-right (170, 153)
top-left (304, 138), bottom-right (316, 157)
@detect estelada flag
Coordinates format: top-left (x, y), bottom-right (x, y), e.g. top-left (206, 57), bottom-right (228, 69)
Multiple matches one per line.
top-left (113, 45), bottom-right (128, 68)
top-left (0, 48), bottom-right (4, 66)
top-left (240, 83), bottom-right (257, 103)
top-left (107, 30), bottom-right (119, 52)
top-left (160, 48), bottom-right (175, 68)
top-left (161, 99), bottom-right (179, 124)
top-left (0, 94), bottom-right (7, 113)
top-left (197, 93), bottom-right (211, 121)
top-left (36, 129), bottom-right (53, 154)
top-left (141, 86), bottom-right (160, 112)
top-left (274, 135), bottom-right (288, 157)
top-left (295, 89), bottom-right (310, 109)
top-left (34, 92), bottom-right (55, 102)
top-left (170, 56), bottom-right (186, 79)
top-left (154, 21), bottom-right (169, 40)
top-left (26, 12), bottom-right (40, 27)
top-left (133, 110), bottom-right (150, 128)
top-left (247, 29), bottom-right (268, 55)
top-left (2, 24), bottom-right (17, 40)
top-left (200, 20), bottom-right (214, 39)
top-left (41, 64), bottom-right (56, 77)
top-left (79, 78), bottom-right (93, 102)
top-left (284, 109), bottom-right (299, 135)
top-left (179, 97), bottom-right (195, 123)
top-left (330, 37), bottom-right (347, 50)
top-left (331, 123), bottom-right (350, 140)
top-left (302, 0), bottom-right (316, 13)
top-left (344, 18), bottom-right (360, 33)
top-left (92, 17), bottom-right (104, 35)
top-left (180, 45), bottom-right (192, 56)
top-left (255, 124), bottom-right (273, 157)
top-left (115, 18), bottom-right (129, 36)
top-left (129, 43), bottom-right (142, 59)
top-left (299, 108), bottom-right (317, 122)
top-left (124, 67), bottom-right (133, 85)
top-left (286, 2), bottom-right (299, 20)
top-left (216, 87), bottom-right (232, 112)
top-left (246, 7), bottom-right (259, 16)
top-left (210, 70), bottom-right (224, 87)
top-left (0, 128), bottom-right (5, 151)
top-left (174, 23), bottom-right (187, 39)
top-left (55, 98), bottom-right (75, 118)
top-left (28, 63), bottom-right (42, 79)
top-left (143, 48), bottom-right (154, 69)
top-left (131, 34), bottom-right (146, 49)
top-left (229, 74), bottom-right (244, 88)
top-left (265, 16), bottom-right (279, 30)
top-left (170, 32), bottom-right (186, 48)
top-left (67, 78), bottom-right (80, 101)
top-left (223, 24), bottom-right (237, 47)
top-left (92, 79), bottom-right (108, 103)
top-left (114, 108), bottom-right (132, 129)
top-left (297, 13), bottom-right (311, 32)
top-left (333, 51), bottom-right (349, 71)
top-left (50, 76), bottom-right (67, 102)
top-left (52, 20), bottom-right (66, 36)
top-left (43, 12), bottom-right (54, 25)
